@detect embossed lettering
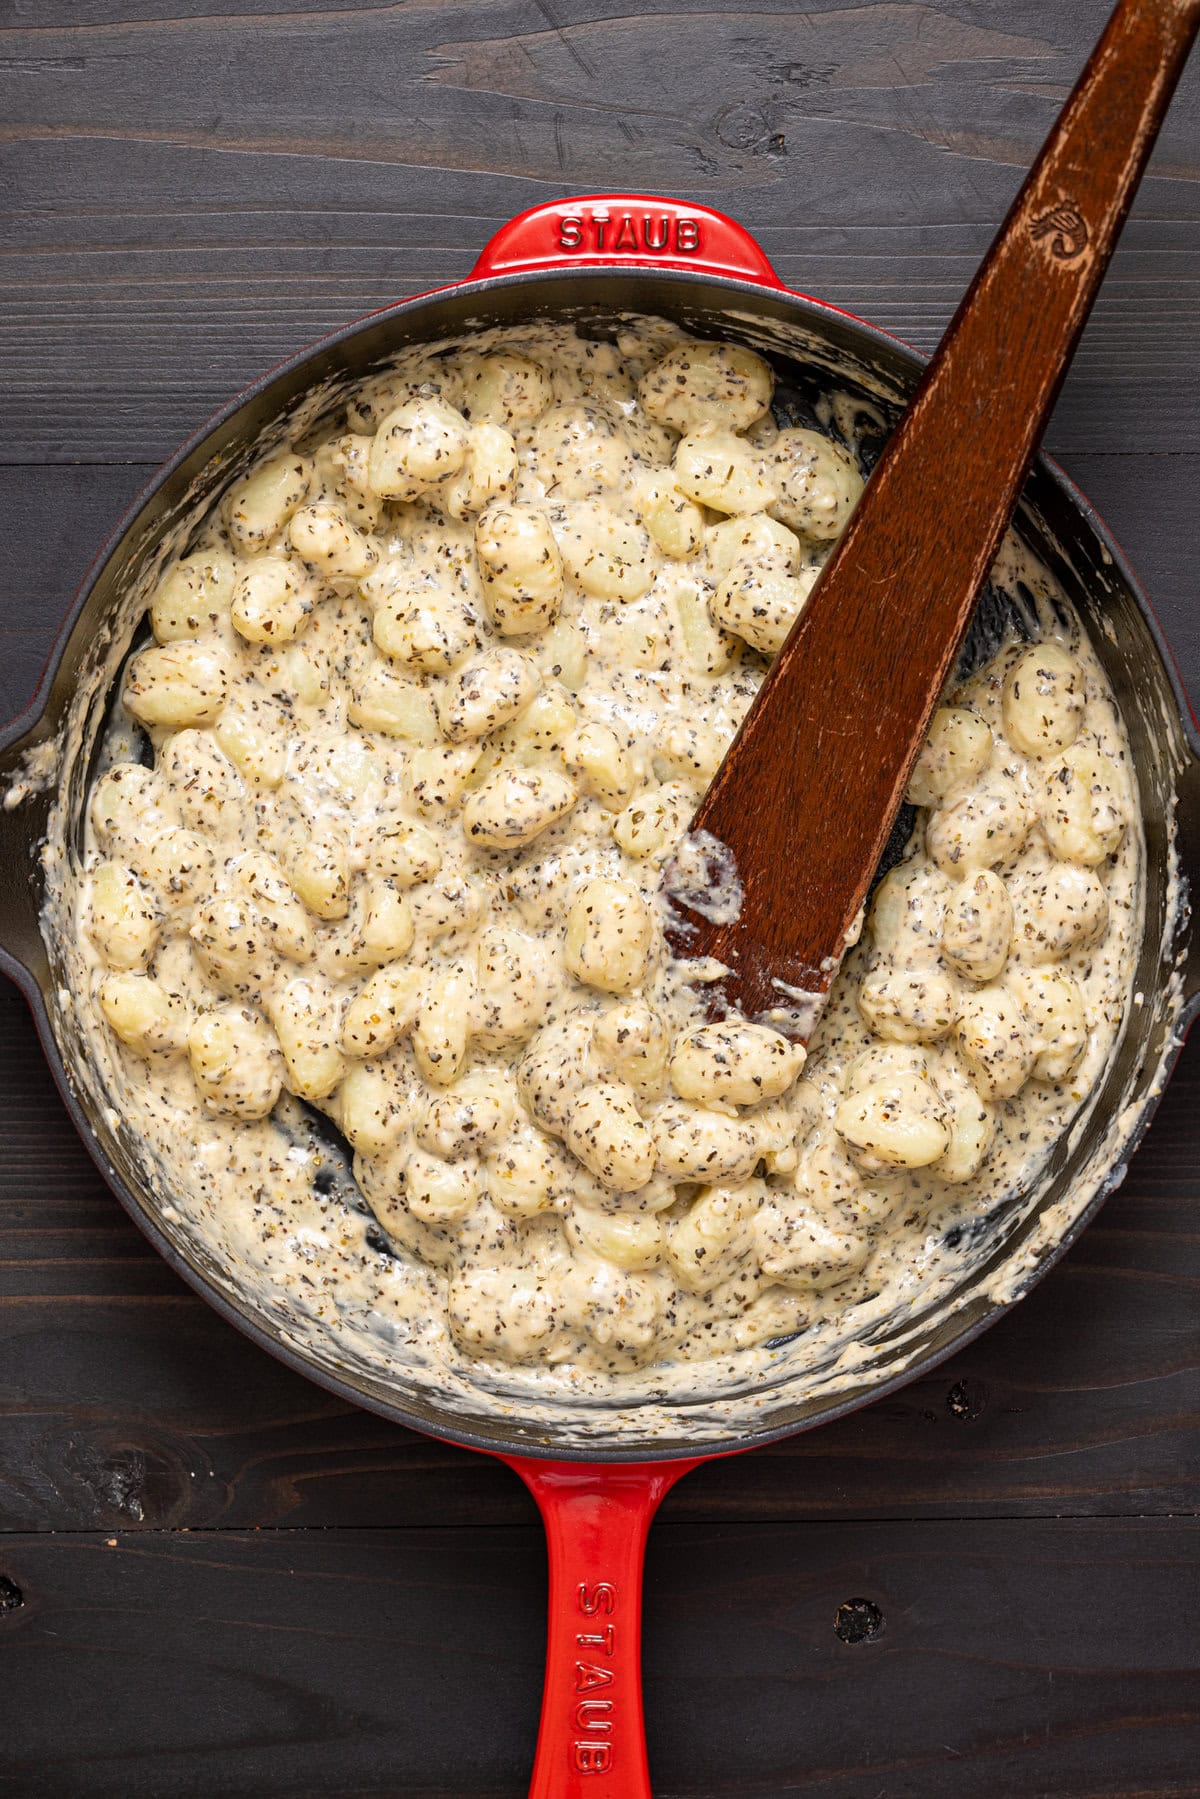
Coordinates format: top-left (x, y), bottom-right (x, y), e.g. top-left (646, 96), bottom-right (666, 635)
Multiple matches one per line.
top-left (613, 213), bottom-right (638, 252)
top-left (573, 1742), bottom-right (613, 1774)
top-left (557, 210), bottom-right (712, 257)
top-left (575, 1661), bottom-right (614, 1692)
top-left (555, 210), bottom-right (705, 256)
top-left (578, 1581), bottom-right (616, 1615)
top-left (572, 1581), bottom-right (617, 1773)
top-left (643, 214), bottom-right (670, 252)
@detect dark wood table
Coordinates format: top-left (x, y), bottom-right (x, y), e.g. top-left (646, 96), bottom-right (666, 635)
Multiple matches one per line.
top-left (2, 4), bottom-right (1198, 1794)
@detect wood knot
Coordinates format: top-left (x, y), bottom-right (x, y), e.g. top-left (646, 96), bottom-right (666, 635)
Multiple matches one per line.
top-left (713, 101), bottom-right (786, 158)
top-left (835, 1598), bottom-right (883, 1644)
top-left (63, 1427), bottom-right (200, 1527)
top-left (946, 1378), bottom-right (988, 1421)
top-left (0, 1575), bottom-right (24, 1616)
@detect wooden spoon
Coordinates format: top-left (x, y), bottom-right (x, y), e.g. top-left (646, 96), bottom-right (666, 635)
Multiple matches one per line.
top-left (664, 0), bottom-right (1200, 1034)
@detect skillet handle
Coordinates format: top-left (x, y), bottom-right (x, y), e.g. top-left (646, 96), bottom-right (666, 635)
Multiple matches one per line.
top-left (469, 195), bottom-right (785, 287)
top-left (505, 1455), bottom-right (702, 1798)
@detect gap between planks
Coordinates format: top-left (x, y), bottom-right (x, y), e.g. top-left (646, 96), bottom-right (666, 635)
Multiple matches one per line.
top-left (2, 1515), bottom-right (1197, 1538)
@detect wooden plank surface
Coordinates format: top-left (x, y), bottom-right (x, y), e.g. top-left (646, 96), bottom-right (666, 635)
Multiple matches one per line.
top-left (0, 1520), bottom-right (1197, 1798)
top-left (0, 1), bottom-right (1198, 461)
top-left (1, 1), bottom-right (1198, 1794)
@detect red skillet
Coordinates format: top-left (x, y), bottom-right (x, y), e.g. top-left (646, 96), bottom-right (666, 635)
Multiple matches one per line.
top-left (0, 3), bottom-right (1197, 1795)
top-left (499, 5), bottom-right (1200, 1791)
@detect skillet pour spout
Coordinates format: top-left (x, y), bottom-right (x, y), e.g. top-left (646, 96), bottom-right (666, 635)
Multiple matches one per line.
top-left (0, 709), bottom-right (62, 997)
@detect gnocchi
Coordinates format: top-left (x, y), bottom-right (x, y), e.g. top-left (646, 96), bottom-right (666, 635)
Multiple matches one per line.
top-left (124, 642), bottom-right (229, 729)
top-left (1039, 743), bottom-right (1127, 864)
top-left (225, 452), bottom-right (312, 551)
top-left (71, 319), bottom-right (1137, 1391)
top-left (87, 863), bottom-right (161, 971)
top-left (368, 398), bottom-right (469, 502)
top-left (150, 549), bottom-right (236, 643)
top-left (673, 428), bottom-right (776, 515)
top-left (230, 556), bottom-right (317, 644)
top-left (638, 340), bottom-right (773, 435)
top-left (768, 427), bottom-right (864, 539)
top-left (1002, 643), bottom-right (1084, 758)
top-left (564, 878), bottom-right (654, 995)
top-left (99, 973), bottom-right (188, 1058)
top-left (475, 504), bottom-right (563, 636)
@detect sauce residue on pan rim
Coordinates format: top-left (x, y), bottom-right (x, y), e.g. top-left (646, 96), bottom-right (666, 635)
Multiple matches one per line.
top-left (26, 313), bottom-right (1182, 1450)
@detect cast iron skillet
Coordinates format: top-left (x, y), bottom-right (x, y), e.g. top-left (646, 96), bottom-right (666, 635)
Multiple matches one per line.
top-left (1, 197), bottom-right (1197, 1797)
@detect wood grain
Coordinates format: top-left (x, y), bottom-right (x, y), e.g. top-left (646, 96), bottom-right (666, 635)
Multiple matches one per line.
top-left (0, 1519), bottom-right (1196, 1797)
top-left (1, 1), bottom-right (1198, 461)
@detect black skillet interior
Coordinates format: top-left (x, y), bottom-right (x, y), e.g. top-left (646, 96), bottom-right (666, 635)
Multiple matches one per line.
top-left (0, 270), bottom-right (1197, 1461)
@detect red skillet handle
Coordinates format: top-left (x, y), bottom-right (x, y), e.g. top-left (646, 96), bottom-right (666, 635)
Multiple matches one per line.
top-left (469, 195), bottom-right (785, 287)
top-left (505, 1455), bottom-right (703, 1797)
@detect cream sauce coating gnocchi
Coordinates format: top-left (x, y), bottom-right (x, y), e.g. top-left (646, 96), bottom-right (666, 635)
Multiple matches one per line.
top-left (67, 319), bottom-right (1140, 1390)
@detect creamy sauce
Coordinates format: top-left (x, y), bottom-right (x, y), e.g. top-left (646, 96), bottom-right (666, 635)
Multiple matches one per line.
top-left (46, 319), bottom-right (1144, 1440)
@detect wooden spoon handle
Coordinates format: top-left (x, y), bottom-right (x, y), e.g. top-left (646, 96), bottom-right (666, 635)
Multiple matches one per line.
top-left (680, 0), bottom-right (1200, 1027)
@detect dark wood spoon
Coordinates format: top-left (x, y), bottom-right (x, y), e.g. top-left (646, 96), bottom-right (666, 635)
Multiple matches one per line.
top-left (665, 0), bottom-right (1200, 1034)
